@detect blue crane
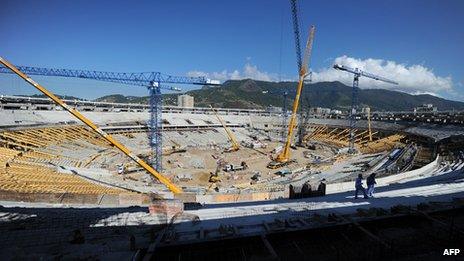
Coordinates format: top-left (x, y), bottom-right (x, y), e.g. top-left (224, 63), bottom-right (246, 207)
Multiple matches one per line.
top-left (290, 0), bottom-right (303, 74)
top-left (333, 64), bottom-right (398, 153)
top-left (0, 65), bottom-right (220, 171)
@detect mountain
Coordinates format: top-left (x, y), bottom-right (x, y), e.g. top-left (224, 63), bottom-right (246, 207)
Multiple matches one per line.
top-left (92, 79), bottom-right (464, 111)
top-left (94, 94), bottom-right (148, 104)
top-left (20, 94), bottom-right (86, 101)
top-left (172, 79), bottom-right (464, 111)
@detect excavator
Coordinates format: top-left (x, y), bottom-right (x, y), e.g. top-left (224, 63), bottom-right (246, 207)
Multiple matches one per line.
top-left (210, 105), bottom-right (240, 153)
top-left (268, 0), bottom-right (316, 169)
top-left (208, 160), bottom-right (223, 183)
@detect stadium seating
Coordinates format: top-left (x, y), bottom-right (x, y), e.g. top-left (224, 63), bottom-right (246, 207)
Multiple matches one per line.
top-left (0, 161), bottom-right (124, 194)
top-left (0, 128), bottom-right (126, 195)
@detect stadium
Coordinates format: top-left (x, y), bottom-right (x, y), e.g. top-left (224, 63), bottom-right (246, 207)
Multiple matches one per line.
top-left (1, 0), bottom-right (464, 259)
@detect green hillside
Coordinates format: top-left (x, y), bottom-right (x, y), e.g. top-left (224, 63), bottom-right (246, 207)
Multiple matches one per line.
top-left (92, 79), bottom-right (464, 111)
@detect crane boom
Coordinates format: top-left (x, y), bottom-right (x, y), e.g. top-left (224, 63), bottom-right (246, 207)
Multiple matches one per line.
top-left (333, 64), bottom-right (398, 85)
top-left (209, 105), bottom-right (240, 152)
top-left (301, 26), bottom-right (315, 76)
top-left (274, 26), bottom-right (315, 164)
top-left (0, 57), bottom-right (182, 194)
top-left (0, 65), bottom-right (213, 87)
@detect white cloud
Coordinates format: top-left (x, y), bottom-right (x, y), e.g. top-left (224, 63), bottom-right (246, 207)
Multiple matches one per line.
top-left (187, 63), bottom-right (278, 82)
top-left (312, 55), bottom-right (453, 94)
top-left (411, 91), bottom-right (441, 97)
top-left (188, 56), bottom-right (454, 96)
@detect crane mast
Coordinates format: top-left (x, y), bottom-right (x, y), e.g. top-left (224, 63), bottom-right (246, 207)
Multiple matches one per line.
top-left (333, 64), bottom-right (398, 153)
top-left (290, 0), bottom-right (303, 74)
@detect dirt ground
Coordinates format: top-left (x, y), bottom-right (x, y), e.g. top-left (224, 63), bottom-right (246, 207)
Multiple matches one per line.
top-left (161, 141), bottom-right (337, 189)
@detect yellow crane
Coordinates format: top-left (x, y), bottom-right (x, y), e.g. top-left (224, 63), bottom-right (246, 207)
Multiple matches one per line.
top-left (268, 0), bottom-right (315, 169)
top-left (0, 57), bottom-right (183, 194)
top-left (209, 105), bottom-right (240, 152)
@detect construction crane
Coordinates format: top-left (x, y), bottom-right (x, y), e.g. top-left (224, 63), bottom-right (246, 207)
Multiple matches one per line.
top-left (209, 105), bottom-right (240, 152)
top-left (0, 64), bottom-right (220, 172)
top-left (0, 57), bottom-right (183, 194)
top-left (333, 64), bottom-right (398, 153)
top-left (268, 0), bottom-right (315, 169)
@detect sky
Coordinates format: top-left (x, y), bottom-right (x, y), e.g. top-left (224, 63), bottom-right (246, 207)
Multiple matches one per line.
top-left (0, 0), bottom-right (463, 101)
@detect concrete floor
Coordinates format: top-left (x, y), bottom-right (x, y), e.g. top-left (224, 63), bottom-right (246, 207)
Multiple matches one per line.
top-left (0, 160), bottom-right (463, 259)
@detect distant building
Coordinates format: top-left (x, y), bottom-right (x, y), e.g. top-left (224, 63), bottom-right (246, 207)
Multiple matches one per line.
top-left (177, 94), bottom-right (194, 108)
top-left (361, 107), bottom-right (371, 114)
top-left (414, 104), bottom-right (437, 113)
top-left (267, 106), bottom-right (283, 114)
top-left (311, 107), bottom-right (331, 115)
top-left (330, 109), bottom-right (342, 115)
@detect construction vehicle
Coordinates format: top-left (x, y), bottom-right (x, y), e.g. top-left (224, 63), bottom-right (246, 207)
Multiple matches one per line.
top-left (268, 0), bottom-right (316, 169)
top-left (163, 139), bottom-right (187, 155)
top-left (250, 171), bottom-right (261, 181)
top-left (267, 159), bottom-right (296, 169)
top-left (275, 169), bottom-right (292, 177)
top-left (223, 161), bottom-right (248, 172)
top-left (209, 160), bottom-right (224, 183)
top-left (242, 140), bottom-right (267, 149)
top-left (210, 105), bottom-right (240, 152)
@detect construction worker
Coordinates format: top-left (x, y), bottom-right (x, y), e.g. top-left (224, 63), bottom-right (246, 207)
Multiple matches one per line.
top-left (366, 173), bottom-right (377, 197)
top-left (289, 184), bottom-right (295, 199)
top-left (117, 164), bottom-right (124, 175)
top-left (317, 178), bottom-right (327, 196)
top-left (354, 174), bottom-right (368, 199)
top-left (301, 182), bottom-right (311, 198)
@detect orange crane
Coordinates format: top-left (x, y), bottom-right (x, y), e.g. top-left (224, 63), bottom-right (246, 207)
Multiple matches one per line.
top-left (209, 105), bottom-right (240, 152)
top-left (268, 0), bottom-right (315, 169)
top-left (0, 57), bottom-right (183, 194)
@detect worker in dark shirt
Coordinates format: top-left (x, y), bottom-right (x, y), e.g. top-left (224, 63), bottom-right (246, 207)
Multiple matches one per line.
top-left (317, 178), bottom-right (326, 196)
top-left (354, 174), bottom-right (368, 199)
top-left (366, 173), bottom-right (377, 197)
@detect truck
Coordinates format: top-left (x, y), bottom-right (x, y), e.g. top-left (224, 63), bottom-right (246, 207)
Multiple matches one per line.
top-left (267, 159), bottom-right (296, 169)
top-left (388, 148), bottom-right (402, 160)
top-left (274, 169), bottom-right (292, 177)
top-left (223, 161), bottom-right (248, 172)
